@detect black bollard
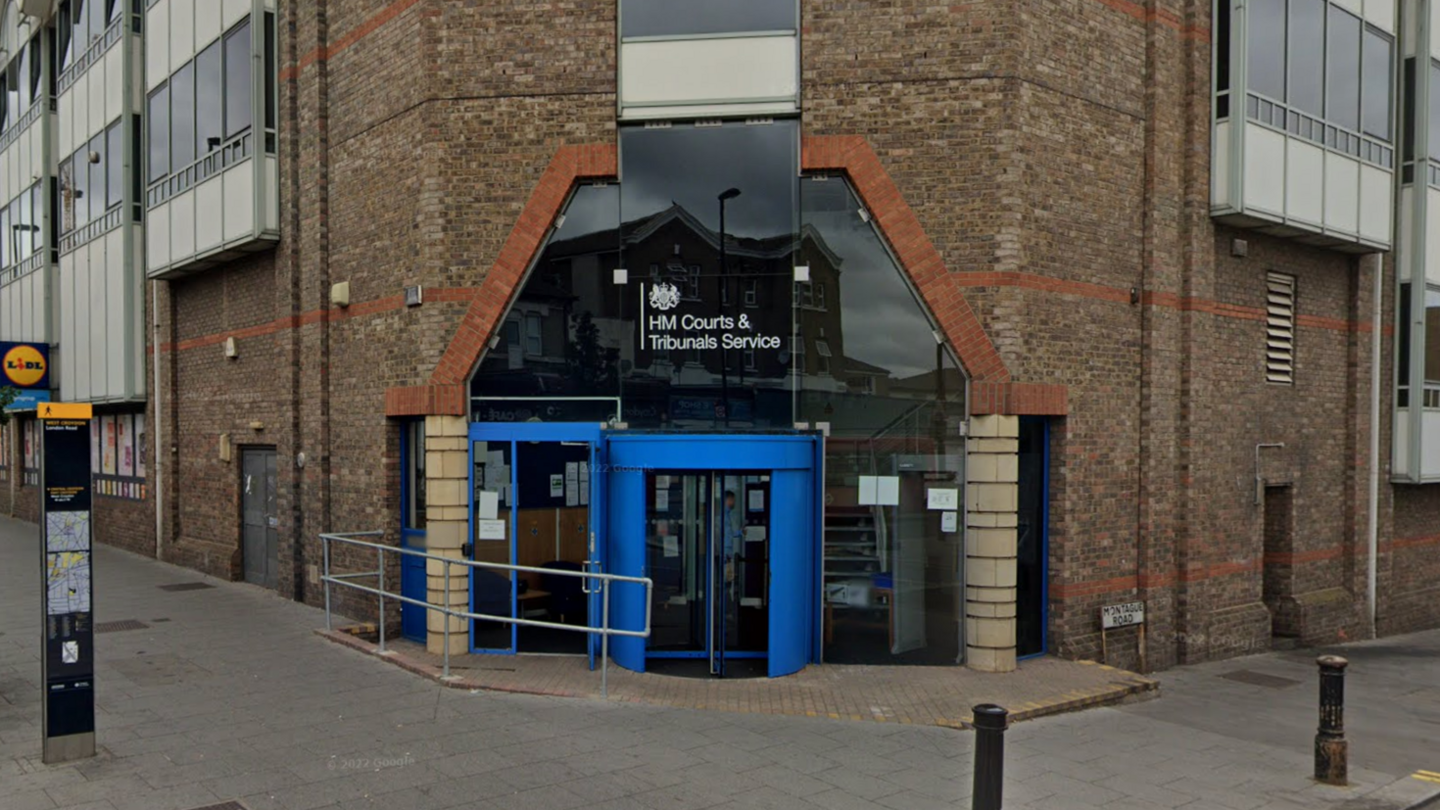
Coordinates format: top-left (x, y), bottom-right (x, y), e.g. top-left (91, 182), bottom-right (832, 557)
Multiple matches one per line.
top-left (972, 704), bottom-right (1008, 810)
top-left (1314, 655), bottom-right (1348, 785)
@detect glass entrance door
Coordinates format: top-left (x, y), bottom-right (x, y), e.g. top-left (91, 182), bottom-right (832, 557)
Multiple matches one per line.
top-left (645, 470), bottom-right (770, 676)
top-left (467, 423), bottom-right (603, 663)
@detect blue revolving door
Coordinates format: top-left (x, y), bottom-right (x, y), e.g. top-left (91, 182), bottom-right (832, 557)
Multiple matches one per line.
top-left (605, 433), bottom-right (821, 678)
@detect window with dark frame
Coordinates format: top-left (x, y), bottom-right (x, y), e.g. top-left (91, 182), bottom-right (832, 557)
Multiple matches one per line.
top-left (147, 16), bottom-right (269, 191)
top-left (1239, 0), bottom-right (1395, 165)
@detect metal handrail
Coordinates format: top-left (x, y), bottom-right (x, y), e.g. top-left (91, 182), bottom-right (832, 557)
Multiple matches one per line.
top-left (319, 531), bottom-right (652, 698)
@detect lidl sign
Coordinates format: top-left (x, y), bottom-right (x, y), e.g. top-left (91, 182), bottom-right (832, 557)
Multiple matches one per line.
top-left (1, 342), bottom-right (50, 389)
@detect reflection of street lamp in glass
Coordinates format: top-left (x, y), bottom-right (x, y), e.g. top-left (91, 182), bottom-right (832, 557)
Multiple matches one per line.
top-left (717, 188), bottom-right (741, 427)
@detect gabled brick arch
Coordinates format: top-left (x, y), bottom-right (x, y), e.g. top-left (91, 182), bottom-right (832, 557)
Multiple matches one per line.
top-left (386, 137), bottom-right (1066, 417)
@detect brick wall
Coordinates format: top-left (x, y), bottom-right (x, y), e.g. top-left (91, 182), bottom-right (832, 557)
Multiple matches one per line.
top-left (147, 0), bottom-right (1440, 668)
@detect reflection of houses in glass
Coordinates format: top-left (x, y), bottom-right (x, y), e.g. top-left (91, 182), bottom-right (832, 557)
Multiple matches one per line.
top-left (474, 200), bottom-right (905, 427)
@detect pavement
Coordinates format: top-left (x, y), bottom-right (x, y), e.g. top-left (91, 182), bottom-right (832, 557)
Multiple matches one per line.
top-left (315, 629), bottom-right (1157, 729)
top-left (1, 513), bottom-right (1438, 810)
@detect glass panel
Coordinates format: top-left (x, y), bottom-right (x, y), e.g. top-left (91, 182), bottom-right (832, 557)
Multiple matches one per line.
top-left (1327, 7), bottom-right (1360, 132)
top-left (472, 440), bottom-right (514, 651)
top-left (107, 0), bottom-right (121, 24)
top-left (29, 185), bottom-right (40, 255)
top-left (721, 474), bottom-right (768, 657)
top-left (1427, 287), bottom-right (1440, 386)
top-left (27, 38), bottom-right (41, 104)
top-left (799, 177), bottom-right (965, 665)
top-left (1362, 29), bottom-right (1392, 141)
top-left (1247, 0), bottom-right (1285, 100)
top-left (620, 120), bottom-right (798, 428)
top-left (621, 0), bottom-right (797, 38)
top-left (170, 62), bottom-right (195, 173)
top-left (1216, 0), bottom-right (1230, 94)
top-left (514, 441), bottom-right (591, 653)
top-left (14, 40), bottom-right (29, 119)
top-left (73, 0), bottom-right (90, 55)
top-left (148, 84), bottom-right (169, 184)
top-left (88, 0), bottom-right (107, 40)
top-left (88, 131), bottom-right (105, 223)
top-left (106, 121), bottom-right (123, 209)
top-left (264, 13), bottom-right (276, 132)
top-left (405, 421), bottom-right (426, 529)
top-left (1399, 283), bottom-right (1412, 394)
top-left (72, 148), bottom-right (89, 229)
top-left (470, 183), bottom-right (623, 422)
top-left (0, 206), bottom-right (9, 267)
top-left (1430, 62), bottom-right (1440, 159)
top-left (1287, 0), bottom-right (1324, 117)
top-left (59, 1), bottom-right (74, 72)
top-left (196, 41), bottom-right (223, 157)
top-left (225, 20), bottom-right (253, 138)
top-left (647, 472), bottom-right (710, 652)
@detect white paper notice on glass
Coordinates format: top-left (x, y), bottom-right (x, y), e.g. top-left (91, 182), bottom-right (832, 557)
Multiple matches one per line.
top-left (927, 488), bottom-right (959, 510)
top-left (663, 535), bottom-right (679, 558)
top-left (478, 491), bottom-right (499, 521)
top-left (748, 489), bottom-right (764, 511)
top-left (550, 474), bottom-right (564, 498)
top-left (655, 489), bottom-right (670, 511)
top-left (858, 475), bottom-right (879, 506)
top-left (876, 476), bottom-right (900, 506)
top-left (565, 462), bottom-right (579, 507)
top-left (745, 526), bottom-right (767, 543)
top-left (579, 462), bottom-right (590, 506)
top-left (656, 474), bottom-right (671, 488)
top-left (478, 519), bottom-right (506, 540)
top-left (941, 511), bottom-right (958, 533)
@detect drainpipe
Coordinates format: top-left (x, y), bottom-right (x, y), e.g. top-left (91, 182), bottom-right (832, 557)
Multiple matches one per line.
top-left (1366, 253), bottom-right (1381, 639)
top-left (152, 279), bottom-right (163, 561)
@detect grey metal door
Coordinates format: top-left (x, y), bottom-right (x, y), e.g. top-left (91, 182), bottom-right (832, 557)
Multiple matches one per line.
top-left (242, 448), bottom-right (278, 588)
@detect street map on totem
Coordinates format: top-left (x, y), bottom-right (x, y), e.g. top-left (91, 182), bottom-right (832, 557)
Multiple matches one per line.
top-left (46, 510), bottom-right (91, 552)
top-left (46, 552), bottom-right (91, 615)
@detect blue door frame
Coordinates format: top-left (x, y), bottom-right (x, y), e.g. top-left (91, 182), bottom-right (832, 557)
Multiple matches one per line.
top-left (604, 432), bottom-right (821, 678)
top-left (466, 422), bottom-right (605, 667)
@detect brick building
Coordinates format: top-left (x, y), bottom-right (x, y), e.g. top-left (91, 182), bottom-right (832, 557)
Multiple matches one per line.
top-left (2, 0), bottom-right (1438, 676)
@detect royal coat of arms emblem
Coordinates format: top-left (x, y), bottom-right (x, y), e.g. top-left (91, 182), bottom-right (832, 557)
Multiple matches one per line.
top-left (648, 282), bottom-right (681, 311)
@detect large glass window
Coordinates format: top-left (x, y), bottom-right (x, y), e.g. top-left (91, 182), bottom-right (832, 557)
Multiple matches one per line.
top-left (148, 84), bottom-right (169, 184)
top-left (170, 63), bottom-right (195, 173)
top-left (620, 0), bottom-right (797, 38)
top-left (0, 205), bottom-right (9, 268)
top-left (225, 21), bottom-right (253, 138)
top-left (798, 176), bottom-right (965, 666)
top-left (1326, 7), bottom-right (1361, 132)
top-left (1248, 0), bottom-right (1286, 101)
top-left (471, 120), bottom-right (801, 428)
top-left (195, 41), bottom-right (223, 157)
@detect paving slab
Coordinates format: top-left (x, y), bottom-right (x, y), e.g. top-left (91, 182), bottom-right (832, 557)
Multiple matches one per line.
top-left (3, 515), bottom-right (1439, 810)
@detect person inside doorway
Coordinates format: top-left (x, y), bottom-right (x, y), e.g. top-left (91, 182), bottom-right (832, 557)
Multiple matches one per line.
top-left (723, 489), bottom-right (743, 583)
